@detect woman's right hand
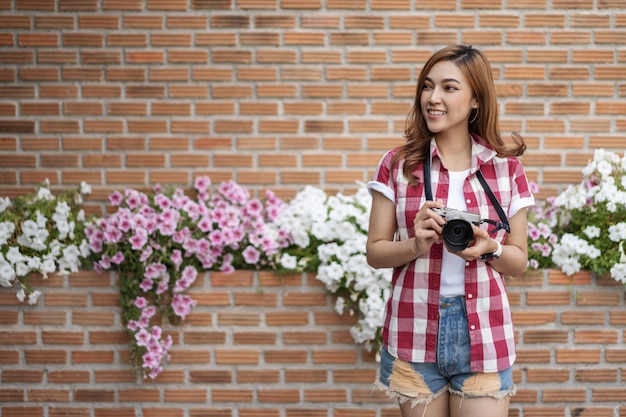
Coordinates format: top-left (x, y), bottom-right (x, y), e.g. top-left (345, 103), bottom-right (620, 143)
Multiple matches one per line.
top-left (413, 199), bottom-right (445, 255)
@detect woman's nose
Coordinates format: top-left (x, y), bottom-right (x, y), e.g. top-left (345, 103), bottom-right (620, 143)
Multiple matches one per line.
top-left (427, 86), bottom-right (442, 103)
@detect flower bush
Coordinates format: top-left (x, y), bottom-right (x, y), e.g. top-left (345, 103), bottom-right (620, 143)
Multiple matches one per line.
top-left (85, 177), bottom-right (291, 379)
top-left (0, 181), bottom-right (90, 304)
top-left (274, 184), bottom-right (392, 352)
top-left (545, 149), bottom-right (626, 282)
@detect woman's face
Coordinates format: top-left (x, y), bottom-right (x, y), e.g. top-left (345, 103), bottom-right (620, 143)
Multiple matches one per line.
top-left (420, 60), bottom-right (477, 137)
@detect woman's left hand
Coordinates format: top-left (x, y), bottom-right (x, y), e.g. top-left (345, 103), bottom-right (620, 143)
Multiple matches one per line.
top-left (451, 225), bottom-right (498, 262)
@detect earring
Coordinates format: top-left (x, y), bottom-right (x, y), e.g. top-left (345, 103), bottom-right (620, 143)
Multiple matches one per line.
top-left (470, 107), bottom-right (479, 124)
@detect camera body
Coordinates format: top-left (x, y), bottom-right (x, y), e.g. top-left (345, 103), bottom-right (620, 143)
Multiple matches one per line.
top-left (431, 207), bottom-right (481, 251)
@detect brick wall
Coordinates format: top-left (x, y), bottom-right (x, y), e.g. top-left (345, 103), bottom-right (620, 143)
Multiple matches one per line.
top-left (2, 1), bottom-right (626, 416)
top-left (1, 269), bottom-right (625, 417)
top-left (1, 1), bottom-right (626, 207)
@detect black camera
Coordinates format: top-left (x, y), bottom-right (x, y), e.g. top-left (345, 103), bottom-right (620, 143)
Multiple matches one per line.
top-left (431, 207), bottom-right (481, 251)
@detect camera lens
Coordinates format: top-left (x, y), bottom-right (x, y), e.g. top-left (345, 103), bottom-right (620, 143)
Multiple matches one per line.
top-left (442, 219), bottom-right (474, 251)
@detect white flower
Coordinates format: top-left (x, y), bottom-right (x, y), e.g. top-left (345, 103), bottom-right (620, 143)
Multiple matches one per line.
top-left (0, 197), bottom-right (11, 213)
top-left (28, 290), bottom-right (42, 305)
top-left (36, 187), bottom-right (54, 201)
top-left (80, 181), bottom-right (92, 195)
top-left (280, 253), bottom-right (297, 270)
top-left (0, 264), bottom-right (16, 287)
top-left (583, 226), bottom-right (600, 239)
top-left (608, 223), bottom-right (626, 242)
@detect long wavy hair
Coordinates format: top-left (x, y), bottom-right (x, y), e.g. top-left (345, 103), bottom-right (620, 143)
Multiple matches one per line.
top-left (392, 44), bottom-right (526, 184)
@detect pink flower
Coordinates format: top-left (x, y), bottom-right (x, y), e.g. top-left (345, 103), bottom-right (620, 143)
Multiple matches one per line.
top-left (140, 246), bottom-right (153, 263)
top-left (529, 181), bottom-right (540, 194)
top-left (171, 294), bottom-right (195, 319)
top-left (135, 329), bottom-right (151, 347)
top-left (182, 237), bottom-right (198, 254)
top-left (171, 250), bottom-right (183, 269)
top-left (127, 320), bottom-right (139, 332)
top-left (154, 194), bottom-right (171, 210)
top-left (174, 266), bottom-right (198, 293)
top-left (260, 236), bottom-right (277, 254)
top-left (109, 191), bottom-right (123, 206)
top-left (142, 305), bottom-right (156, 319)
top-left (125, 191), bottom-right (141, 209)
top-left (196, 238), bottom-right (210, 254)
top-left (197, 190), bottom-right (210, 202)
top-left (130, 228), bottom-right (148, 250)
top-left (244, 199), bottom-right (263, 217)
top-left (157, 220), bottom-right (176, 236)
top-left (209, 230), bottom-right (225, 246)
top-left (194, 176), bottom-right (211, 192)
top-left (134, 297), bottom-right (148, 308)
top-left (183, 200), bottom-right (200, 220)
top-left (173, 227), bottom-right (190, 244)
top-left (140, 278), bottom-right (153, 292)
top-left (528, 226), bottom-right (540, 241)
top-left (118, 217), bottom-right (132, 232)
top-left (150, 325), bottom-right (162, 339)
top-left (142, 351), bottom-right (160, 369)
top-left (111, 251), bottom-right (125, 264)
top-left (99, 255), bottom-right (111, 269)
top-left (89, 237), bottom-right (103, 253)
top-left (243, 246), bottom-right (260, 264)
top-left (197, 216), bottom-right (212, 232)
top-left (104, 227), bottom-right (122, 243)
top-left (137, 316), bottom-right (150, 328)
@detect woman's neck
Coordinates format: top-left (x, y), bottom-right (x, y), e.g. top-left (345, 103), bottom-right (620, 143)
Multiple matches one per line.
top-left (435, 133), bottom-right (472, 172)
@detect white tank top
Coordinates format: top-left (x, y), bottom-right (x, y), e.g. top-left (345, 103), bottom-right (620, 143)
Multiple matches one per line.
top-left (440, 169), bottom-right (471, 297)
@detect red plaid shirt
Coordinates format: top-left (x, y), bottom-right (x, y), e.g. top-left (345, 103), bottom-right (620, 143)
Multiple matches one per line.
top-left (368, 133), bottom-right (535, 372)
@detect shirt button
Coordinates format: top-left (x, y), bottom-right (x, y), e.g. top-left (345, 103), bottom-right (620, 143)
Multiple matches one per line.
top-left (467, 294), bottom-right (473, 299)
top-left (470, 325), bottom-right (476, 330)
top-left (465, 261), bottom-right (470, 267)
top-left (466, 199), bottom-right (471, 204)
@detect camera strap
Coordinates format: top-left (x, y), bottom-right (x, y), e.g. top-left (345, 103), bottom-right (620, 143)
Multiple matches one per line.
top-left (423, 155), bottom-right (511, 235)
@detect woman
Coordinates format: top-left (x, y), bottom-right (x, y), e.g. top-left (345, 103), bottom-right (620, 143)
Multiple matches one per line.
top-left (366, 45), bottom-right (535, 417)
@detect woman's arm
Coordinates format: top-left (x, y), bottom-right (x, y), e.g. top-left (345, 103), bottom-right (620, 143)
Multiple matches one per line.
top-left (366, 191), bottom-right (445, 269)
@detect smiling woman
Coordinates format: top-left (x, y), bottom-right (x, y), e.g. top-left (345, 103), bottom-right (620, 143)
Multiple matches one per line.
top-left (365, 45), bottom-right (535, 417)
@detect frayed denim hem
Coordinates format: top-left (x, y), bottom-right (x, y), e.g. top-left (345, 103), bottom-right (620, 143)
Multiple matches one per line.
top-left (449, 382), bottom-right (517, 400)
top-left (373, 379), bottom-right (449, 417)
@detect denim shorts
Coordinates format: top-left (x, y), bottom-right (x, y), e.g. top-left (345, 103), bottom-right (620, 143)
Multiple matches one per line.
top-left (377, 296), bottom-right (515, 405)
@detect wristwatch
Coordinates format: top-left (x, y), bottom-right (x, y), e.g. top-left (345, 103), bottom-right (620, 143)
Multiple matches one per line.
top-left (480, 240), bottom-right (503, 262)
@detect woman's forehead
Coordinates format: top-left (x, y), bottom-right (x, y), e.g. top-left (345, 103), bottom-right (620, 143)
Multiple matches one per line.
top-left (425, 61), bottom-right (467, 84)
